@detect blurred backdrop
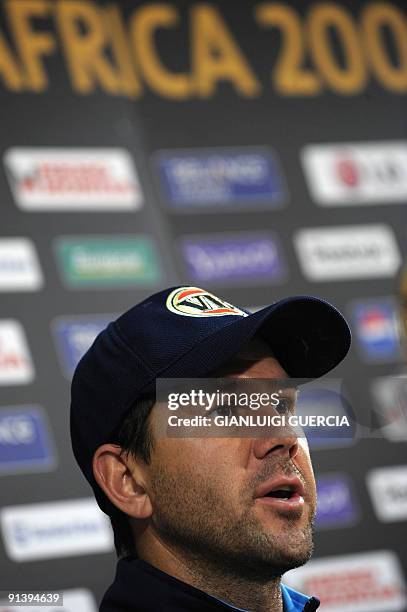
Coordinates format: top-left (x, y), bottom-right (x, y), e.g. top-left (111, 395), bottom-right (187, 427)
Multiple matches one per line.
top-left (0, 0), bottom-right (407, 610)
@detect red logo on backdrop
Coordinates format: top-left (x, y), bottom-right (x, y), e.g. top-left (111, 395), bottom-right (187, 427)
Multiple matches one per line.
top-left (336, 158), bottom-right (359, 187)
top-left (0, 341), bottom-right (27, 369)
top-left (305, 568), bottom-right (403, 607)
top-left (20, 163), bottom-right (132, 196)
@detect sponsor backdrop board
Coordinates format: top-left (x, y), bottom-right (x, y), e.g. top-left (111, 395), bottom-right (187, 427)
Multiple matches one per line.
top-left (0, 0), bottom-right (407, 610)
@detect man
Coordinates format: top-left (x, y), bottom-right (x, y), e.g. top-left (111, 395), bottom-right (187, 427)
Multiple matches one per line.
top-left (70, 286), bottom-right (351, 612)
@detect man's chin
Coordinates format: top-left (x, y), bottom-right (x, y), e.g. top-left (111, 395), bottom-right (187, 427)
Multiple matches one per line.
top-left (248, 542), bottom-right (313, 580)
top-left (218, 544), bottom-right (312, 583)
top-left (267, 544), bottom-right (314, 576)
top-left (245, 522), bottom-right (314, 578)
top-left (262, 563), bottom-right (306, 580)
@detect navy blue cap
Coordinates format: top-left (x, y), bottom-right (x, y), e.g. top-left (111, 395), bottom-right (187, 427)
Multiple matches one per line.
top-left (70, 286), bottom-right (351, 515)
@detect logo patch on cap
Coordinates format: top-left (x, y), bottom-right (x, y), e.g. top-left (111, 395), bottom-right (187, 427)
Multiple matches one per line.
top-left (166, 287), bottom-right (249, 318)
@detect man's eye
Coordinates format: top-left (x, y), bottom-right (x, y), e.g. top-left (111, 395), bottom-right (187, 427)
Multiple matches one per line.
top-left (211, 405), bottom-right (233, 417)
top-left (275, 398), bottom-right (295, 416)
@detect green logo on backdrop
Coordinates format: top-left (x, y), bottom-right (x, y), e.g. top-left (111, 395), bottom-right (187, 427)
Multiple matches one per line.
top-left (57, 236), bottom-right (161, 288)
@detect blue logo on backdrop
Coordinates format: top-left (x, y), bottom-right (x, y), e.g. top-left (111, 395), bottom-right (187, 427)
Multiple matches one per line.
top-left (154, 148), bottom-right (287, 210)
top-left (53, 316), bottom-right (113, 378)
top-left (0, 406), bottom-right (56, 473)
top-left (350, 299), bottom-right (402, 362)
top-left (296, 384), bottom-right (356, 449)
top-left (179, 233), bottom-right (286, 285)
top-left (316, 474), bottom-right (359, 529)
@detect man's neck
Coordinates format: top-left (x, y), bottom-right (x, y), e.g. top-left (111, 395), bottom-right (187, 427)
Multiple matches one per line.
top-left (137, 535), bottom-right (284, 612)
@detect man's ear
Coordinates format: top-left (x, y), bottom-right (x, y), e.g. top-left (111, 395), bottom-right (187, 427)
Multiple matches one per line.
top-left (92, 444), bottom-right (153, 519)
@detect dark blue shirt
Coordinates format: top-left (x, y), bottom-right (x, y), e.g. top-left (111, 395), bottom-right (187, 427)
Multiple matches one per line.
top-left (100, 557), bottom-right (320, 611)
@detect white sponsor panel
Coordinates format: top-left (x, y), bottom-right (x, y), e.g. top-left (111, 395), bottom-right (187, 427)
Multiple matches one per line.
top-left (285, 550), bottom-right (407, 611)
top-left (302, 141), bottom-right (407, 205)
top-left (0, 589), bottom-right (97, 612)
top-left (294, 225), bottom-right (401, 281)
top-left (367, 465), bottom-right (407, 522)
top-left (4, 148), bottom-right (143, 211)
top-left (0, 321), bottom-right (34, 385)
top-left (0, 238), bottom-right (43, 291)
top-left (0, 498), bottom-right (113, 561)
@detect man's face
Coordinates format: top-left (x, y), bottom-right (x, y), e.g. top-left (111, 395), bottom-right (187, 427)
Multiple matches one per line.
top-left (145, 336), bottom-right (317, 578)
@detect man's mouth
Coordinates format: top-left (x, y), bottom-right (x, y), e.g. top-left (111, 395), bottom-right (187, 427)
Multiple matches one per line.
top-left (253, 476), bottom-right (306, 514)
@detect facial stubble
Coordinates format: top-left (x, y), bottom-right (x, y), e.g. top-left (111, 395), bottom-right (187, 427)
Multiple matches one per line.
top-left (148, 455), bottom-right (315, 581)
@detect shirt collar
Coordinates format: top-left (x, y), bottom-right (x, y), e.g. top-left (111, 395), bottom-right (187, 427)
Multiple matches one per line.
top-left (282, 584), bottom-right (313, 611)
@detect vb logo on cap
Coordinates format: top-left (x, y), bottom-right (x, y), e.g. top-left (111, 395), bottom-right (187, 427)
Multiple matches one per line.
top-left (166, 287), bottom-right (248, 318)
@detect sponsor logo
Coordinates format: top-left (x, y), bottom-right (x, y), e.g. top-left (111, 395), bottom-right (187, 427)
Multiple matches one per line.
top-left (296, 381), bottom-right (356, 449)
top-left (0, 406), bottom-right (56, 474)
top-left (154, 148), bottom-right (287, 210)
top-left (350, 298), bottom-right (403, 362)
top-left (0, 588), bottom-right (97, 612)
top-left (285, 550), bottom-right (407, 611)
top-left (0, 321), bottom-right (34, 385)
top-left (294, 225), bottom-right (400, 281)
top-left (0, 498), bottom-right (113, 561)
top-left (302, 142), bottom-right (407, 206)
top-left (367, 465), bottom-right (407, 523)
top-left (56, 236), bottom-right (161, 288)
top-left (0, 238), bottom-right (43, 291)
top-left (166, 287), bottom-right (248, 318)
top-left (52, 315), bottom-right (113, 378)
top-left (4, 148), bottom-right (143, 211)
top-left (180, 233), bottom-right (286, 284)
top-left (371, 375), bottom-right (407, 442)
top-left (315, 474), bottom-right (359, 529)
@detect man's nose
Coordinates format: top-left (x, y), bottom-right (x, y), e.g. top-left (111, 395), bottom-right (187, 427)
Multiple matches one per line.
top-left (252, 430), bottom-right (300, 461)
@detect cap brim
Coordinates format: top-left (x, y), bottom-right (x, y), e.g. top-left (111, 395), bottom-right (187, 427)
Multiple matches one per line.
top-left (152, 295), bottom-right (351, 384)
